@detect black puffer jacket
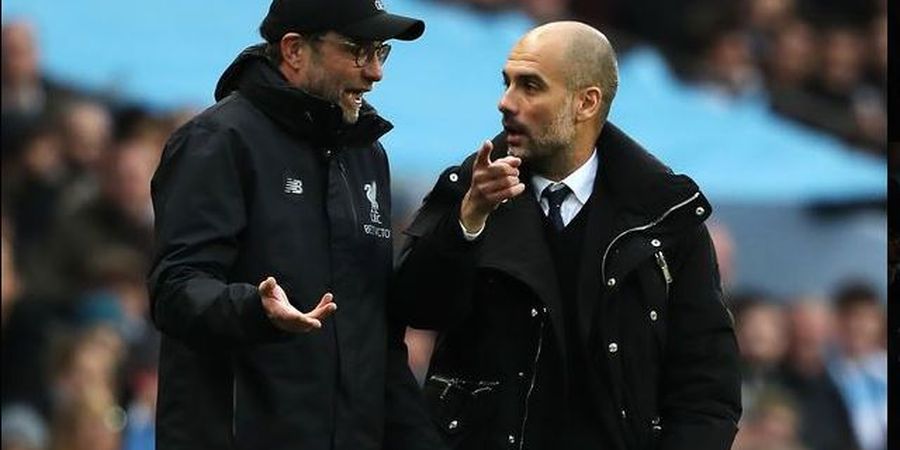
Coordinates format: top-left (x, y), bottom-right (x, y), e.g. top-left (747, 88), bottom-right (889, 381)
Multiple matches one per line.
top-left (149, 45), bottom-right (442, 450)
top-left (394, 124), bottom-right (742, 450)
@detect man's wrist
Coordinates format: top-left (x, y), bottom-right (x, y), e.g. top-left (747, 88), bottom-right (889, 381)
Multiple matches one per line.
top-left (459, 219), bottom-right (485, 241)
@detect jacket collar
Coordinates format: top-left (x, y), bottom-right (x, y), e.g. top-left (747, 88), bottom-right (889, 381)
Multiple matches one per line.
top-left (214, 44), bottom-right (393, 148)
top-left (494, 122), bottom-right (707, 231)
top-left (592, 123), bottom-right (707, 227)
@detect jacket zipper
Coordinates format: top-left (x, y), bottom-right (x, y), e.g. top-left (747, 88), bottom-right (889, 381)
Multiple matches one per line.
top-left (654, 251), bottom-right (673, 298)
top-left (601, 192), bottom-right (700, 283)
top-left (336, 158), bottom-right (360, 227)
top-left (429, 375), bottom-right (500, 399)
top-left (518, 312), bottom-right (545, 450)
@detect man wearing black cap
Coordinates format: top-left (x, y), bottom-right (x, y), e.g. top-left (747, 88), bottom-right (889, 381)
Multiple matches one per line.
top-left (148, 1), bottom-right (443, 449)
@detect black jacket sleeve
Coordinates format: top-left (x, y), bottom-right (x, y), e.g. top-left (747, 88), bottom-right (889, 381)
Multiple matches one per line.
top-left (148, 123), bottom-right (286, 346)
top-left (393, 160), bottom-right (484, 330)
top-left (379, 146), bottom-right (449, 450)
top-left (659, 225), bottom-right (742, 450)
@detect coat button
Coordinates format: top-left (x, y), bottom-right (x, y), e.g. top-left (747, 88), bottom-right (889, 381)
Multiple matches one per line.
top-left (517, 371), bottom-right (525, 378)
top-left (607, 278), bottom-right (616, 287)
top-left (530, 308), bottom-right (538, 317)
top-left (649, 310), bottom-right (658, 321)
top-left (449, 172), bottom-right (459, 182)
top-left (448, 420), bottom-right (459, 430)
top-left (695, 206), bottom-right (705, 216)
top-left (651, 416), bottom-right (661, 425)
top-left (608, 342), bottom-right (619, 353)
top-left (650, 239), bottom-right (661, 247)
top-left (620, 409), bottom-right (627, 419)
top-left (508, 434), bottom-right (516, 444)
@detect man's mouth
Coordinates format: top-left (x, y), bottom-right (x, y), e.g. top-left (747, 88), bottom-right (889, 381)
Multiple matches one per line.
top-left (503, 121), bottom-right (527, 142)
top-left (345, 89), bottom-right (369, 107)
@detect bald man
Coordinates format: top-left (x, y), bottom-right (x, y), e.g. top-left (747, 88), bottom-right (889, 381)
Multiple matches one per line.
top-left (395, 22), bottom-right (741, 450)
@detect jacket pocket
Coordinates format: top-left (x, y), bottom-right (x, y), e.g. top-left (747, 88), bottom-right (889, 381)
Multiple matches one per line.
top-left (423, 374), bottom-right (501, 448)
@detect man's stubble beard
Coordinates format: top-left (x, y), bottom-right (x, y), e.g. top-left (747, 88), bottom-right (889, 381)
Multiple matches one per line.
top-left (518, 97), bottom-right (576, 178)
top-left (302, 55), bottom-right (361, 124)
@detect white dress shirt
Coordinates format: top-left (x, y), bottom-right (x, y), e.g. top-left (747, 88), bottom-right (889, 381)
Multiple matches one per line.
top-left (461, 149), bottom-right (598, 239)
top-left (531, 149), bottom-right (598, 228)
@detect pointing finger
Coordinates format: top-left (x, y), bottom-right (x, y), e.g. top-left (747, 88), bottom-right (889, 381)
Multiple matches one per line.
top-left (494, 155), bottom-right (522, 168)
top-left (474, 140), bottom-right (494, 169)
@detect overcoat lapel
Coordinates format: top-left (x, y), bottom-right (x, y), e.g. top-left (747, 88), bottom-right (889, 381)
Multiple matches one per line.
top-left (477, 182), bottom-right (569, 371)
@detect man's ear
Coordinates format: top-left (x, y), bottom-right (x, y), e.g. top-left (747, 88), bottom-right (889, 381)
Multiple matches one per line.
top-left (280, 33), bottom-right (306, 70)
top-left (575, 86), bottom-right (602, 122)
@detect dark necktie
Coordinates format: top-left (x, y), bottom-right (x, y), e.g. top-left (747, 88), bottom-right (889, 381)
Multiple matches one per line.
top-left (542, 184), bottom-right (571, 231)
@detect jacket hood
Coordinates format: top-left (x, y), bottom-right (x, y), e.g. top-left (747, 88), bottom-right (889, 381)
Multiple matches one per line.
top-left (213, 44), bottom-right (392, 147)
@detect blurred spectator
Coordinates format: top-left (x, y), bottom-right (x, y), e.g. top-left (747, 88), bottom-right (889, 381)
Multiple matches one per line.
top-left (698, 25), bottom-right (762, 97)
top-left (732, 292), bottom-right (788, 412)
top-left (777, 299), bottom-right (858, 450)
top-left (764, 18), bottom-right (817, 92)
top-left (48, 384), bottom-right (123, 450)
top-left (809, 27), bottom-right (884, 149)
top-left (79, 247), bottom-right (153, 346)
top-left (24, 132), bottom-right (159, 300)
top-left (1, 217), bottom-right (60, 419)
top-left (746, 0), bottom-right (796, 33)
top-left (56, 100), bottom-right (113, 215)
top-left (1, 123), bottom-right (66, 254)
top-left (1, 21), bottom-right (75, 121)
top-left (48, 326), bottom-right (124, 410)
top-left (732, 388), bottom-right (807, 450)
top-left (1, 20), bottom-right (79, 170)
top-left (827, 282), bottom-right (887, 450)
top-left (1, 404), bottom-right (48, 450)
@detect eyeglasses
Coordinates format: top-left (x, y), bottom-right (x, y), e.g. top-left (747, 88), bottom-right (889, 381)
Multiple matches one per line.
top-left (313, 35), bottom-right (392, 68)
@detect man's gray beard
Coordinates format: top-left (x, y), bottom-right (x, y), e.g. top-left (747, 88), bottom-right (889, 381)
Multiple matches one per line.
top-left (341, 105), bottom-right (360, 124)
top-left (526, 110), bottom-right (575, 177)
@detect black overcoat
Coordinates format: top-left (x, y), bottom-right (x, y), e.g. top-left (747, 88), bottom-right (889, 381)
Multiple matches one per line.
top-left (394, 123), bottom-right (742, 450)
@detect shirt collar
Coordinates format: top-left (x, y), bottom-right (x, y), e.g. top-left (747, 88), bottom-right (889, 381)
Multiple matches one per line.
top-left (531, 148), bottom-right (598, 204)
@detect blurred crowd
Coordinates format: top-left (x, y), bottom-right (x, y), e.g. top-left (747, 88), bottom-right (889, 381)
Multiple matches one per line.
top-left (726, 283), bottom-right (886, 450)
top-left (0, 0), bottom-right (888, 449)
top-left (1, 19), bottom-right (188, 450)
top-left (456, 0), bottom-right (888, 154)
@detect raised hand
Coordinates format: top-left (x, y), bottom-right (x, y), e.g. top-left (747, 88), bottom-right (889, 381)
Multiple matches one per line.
top-left (459, 140), bottom-right (526, 232)
top-left (258, 277), bottom-right (337, 333)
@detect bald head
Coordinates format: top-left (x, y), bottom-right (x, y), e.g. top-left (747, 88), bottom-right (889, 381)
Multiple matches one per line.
top-left (1, 21), bottom-right (40, 86)
top-left (520, 21), bottom-right (619, 122)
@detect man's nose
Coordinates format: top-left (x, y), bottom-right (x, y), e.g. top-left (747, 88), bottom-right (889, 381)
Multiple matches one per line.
top-left (498, 88), bottom-right (516, 115)
top-left (362, 57), bottom-right (383, 82)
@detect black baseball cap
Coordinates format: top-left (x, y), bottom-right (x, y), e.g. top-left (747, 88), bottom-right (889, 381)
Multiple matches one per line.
top-left (260, 0), bottom-right (425, 43)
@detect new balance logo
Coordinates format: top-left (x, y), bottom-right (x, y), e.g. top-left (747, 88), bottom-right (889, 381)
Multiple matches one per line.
top-left (284, 178), bottom-right (303, 195)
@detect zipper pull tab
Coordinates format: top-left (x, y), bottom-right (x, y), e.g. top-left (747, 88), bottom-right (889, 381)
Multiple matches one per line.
top-left (655, 251), bottom-right (673, 285)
